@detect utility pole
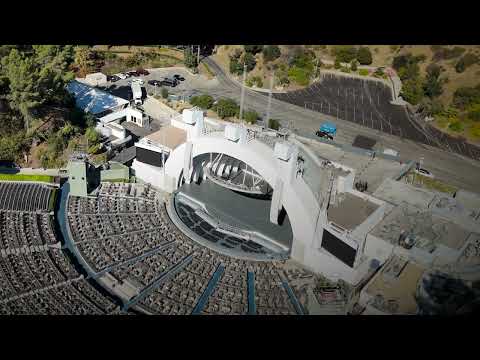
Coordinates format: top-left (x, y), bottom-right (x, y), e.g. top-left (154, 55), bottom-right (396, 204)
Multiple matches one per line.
top-left (239, 64), bottom-right (247, 121)
top-left (265, 71), bottom-right (274, 127)
top-left (197, 45), bottom-right (200, 66)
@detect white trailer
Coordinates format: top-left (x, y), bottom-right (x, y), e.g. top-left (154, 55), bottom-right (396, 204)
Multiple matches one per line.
top-left (131, 82), bottom-right (142, 105)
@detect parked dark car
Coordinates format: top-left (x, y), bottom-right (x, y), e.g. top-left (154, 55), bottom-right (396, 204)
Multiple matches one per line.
top-left (137, 69), bottom-right (150, 76)
top-left (148, 79), bottom-right (163, 86)
top-left (107, 75), bottom-right (120, 82)
top-left (127, 71), bottom-right (140, 77)
top-left (173, 74), bottom-right (185, 81)
top-left (315, 130), bottom-right (334, 140)
top-left (161, 78), bottom-right (178, 87)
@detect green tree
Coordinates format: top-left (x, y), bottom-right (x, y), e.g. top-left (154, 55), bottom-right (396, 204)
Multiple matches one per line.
top-left (85, 127), bottom-right (100, 145)
top-left (212, 98), bottom-right (239, 119)
top-left (190, 94), bottom-right (214, 109)
top-left (334, 46), bottom-right (357, 63)
top-left (0, 132), bottom-right (29, 161)
top-left (229, 49), bottom-right (244, 75)
top-left (262, 45), bottom-right (281, 62)
top-left (452, 85), bottom-right (480, 109)
top-left (350, 59), bottom-right (358, 72)
top-left (448, 121), bottom-right (463, 132)
top-left (84, 113), bottom-right (97, 128)
top-left (161, 87), bottom-right (169, 99)
top-left (467, 103), bottom-right (480, 121)
top-left (1, 49), bottom-right (44, 122)
top-left (401, 78), bottom-right (425, 105)
top-left (183, 48), bottom-right (198, 68)
top-left (356, 47), bottom-right (372, 65)
top-left (244, 45), bottom-right (264, 54)
top-left (243, 52), bottom-right (256, 72)
top-left (392, 53), bottom-right (422, 81)
top-left (334, 58), bottom-right (341, 69)
top-left (268, 118), bottom-right (281, 130)
top-left (229, 58), bottom-right (243, 75)
top-left (74, 47), bottom-right (97, 76)
top-left (243, 110), bottom-right (258, 124)
top-left (423, 64), bottom-right (444, 98)
top-left (288, 67), bottom-right (311, 86)
top-left (455, 53), bottom-right (478, 73)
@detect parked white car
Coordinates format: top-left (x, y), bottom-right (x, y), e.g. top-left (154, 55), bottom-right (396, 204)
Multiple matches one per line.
top-left (130, 78), bottom-right (144, 85)
top-left (115, 73), bottom-right (128, 80)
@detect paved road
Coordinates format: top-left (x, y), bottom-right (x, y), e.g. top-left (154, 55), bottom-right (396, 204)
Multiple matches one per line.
top-left (197, 57), bottom-right (480, 193)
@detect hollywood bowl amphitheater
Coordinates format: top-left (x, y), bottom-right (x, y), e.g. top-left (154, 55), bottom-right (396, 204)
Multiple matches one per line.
top-left (1, 107), bottom-right (480, 315)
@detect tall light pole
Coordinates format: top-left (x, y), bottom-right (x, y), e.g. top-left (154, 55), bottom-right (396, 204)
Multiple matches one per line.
top-left (197, 45), bottom-right (200, 66)
top-left (265, 71), bottom-right (274, 127)
top-left (239, 64), bottom-right (247, 121)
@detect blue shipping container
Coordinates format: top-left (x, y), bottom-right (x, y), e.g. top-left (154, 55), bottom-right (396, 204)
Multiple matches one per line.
top-left (320, 122), bottom-right (337, 135)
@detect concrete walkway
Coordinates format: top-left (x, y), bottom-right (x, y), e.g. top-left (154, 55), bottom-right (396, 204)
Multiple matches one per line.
top-left (191, 264), bottom-right (225, 315)
top-left (281, 279), bottom-right (305, 315)
top-left (92, 241), bottom-right (176, 279)
top-left (122, 253), bottom-right (194, 311)
top-left (247, 271), bottom-right (256, 315)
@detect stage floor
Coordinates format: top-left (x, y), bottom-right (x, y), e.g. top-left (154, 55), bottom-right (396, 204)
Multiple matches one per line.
top-left (179, 180), bottom-right (293, 247)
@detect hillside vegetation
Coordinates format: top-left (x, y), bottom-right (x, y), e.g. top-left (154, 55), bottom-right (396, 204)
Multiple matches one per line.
top-left (213, 45), bottom-right (480, 143)
top-left (0, 46), bottom-right (107, 168)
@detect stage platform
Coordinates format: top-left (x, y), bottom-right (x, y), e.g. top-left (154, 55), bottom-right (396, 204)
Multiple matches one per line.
top-left (179, 179), bottom-right (293, 248)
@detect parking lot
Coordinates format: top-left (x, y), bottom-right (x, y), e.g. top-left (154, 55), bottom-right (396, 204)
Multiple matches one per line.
top-left (99, 67), bottom-right (219, 102)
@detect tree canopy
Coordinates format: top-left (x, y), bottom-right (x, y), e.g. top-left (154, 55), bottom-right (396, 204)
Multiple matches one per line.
top-left (244, 45), bottom-right (264, 54)
top-left (356, 47), bottom-right (372, 65)
top-left (190, 94), bottom-right (214, 109)
top-left (263, 45), bottom-right (281, 62)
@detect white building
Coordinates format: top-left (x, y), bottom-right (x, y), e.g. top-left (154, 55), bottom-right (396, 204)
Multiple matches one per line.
top-left (66, 80), bottom-right (129, 117)
top-left (131, 108), bottom-right (480, 297)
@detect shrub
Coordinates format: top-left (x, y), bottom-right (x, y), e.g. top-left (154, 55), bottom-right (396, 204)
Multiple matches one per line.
top-left (242, 52), bottom-right (256, 72)
top-left (243, 110), bottom-right (259, 124)
top-left (357, 47), bottom-right (372, 65)
top-left (448, 121), bottom-right (463, 132)
top-left (455, 53), bottom-right (479, 73)
top-left (334, 58), bottom-right (341, 69)
top-left (268, 119), bottom-right (281, 130)
top-left (401, 78), bottom-right (425, 105)
top-left (263, 45), bottom-right (281, 62)
top-left (392, 53), bottom-right (423, 79)
top-left (250, 76), bottom-right (263, 87)
top-left (229, 57), bottom-right (243, 75)
top-left (88, 143), bottom-right (102, 155)
top-left (471, 124), bottom-right (480, 138)
top-left (288, 66), bottom-right (311, 86)
top-left (290, 49), bottom-right (315, 69)
top-left (423, 63), bottom-right (444, 98)
top-left (244, 45), bottom-right (263, 54)
top-left (452, 85), bottom-right (480, 109)
top-left (333, 46), bottom-right (357, 63)
top-left (183, 48), bottom-right (197, 68)
top-left (161, 87), bottom-right (168, 99)
top-left (467, 103), bottom-right (480, 121)
top-left (212, 98), bottom-right (239, 119)
top-left (85, 127), bottom-right (100, 145)
top-left (359, 69), bottom-right (369, 76)
top-left (190, 94), bottom-right (214, 109)
top-left (432, 46), bottom-right (466, 61)
top-left (350, 60), bottom-right (358, 72)
top-left (374, 67), bottom-right (385, 77)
